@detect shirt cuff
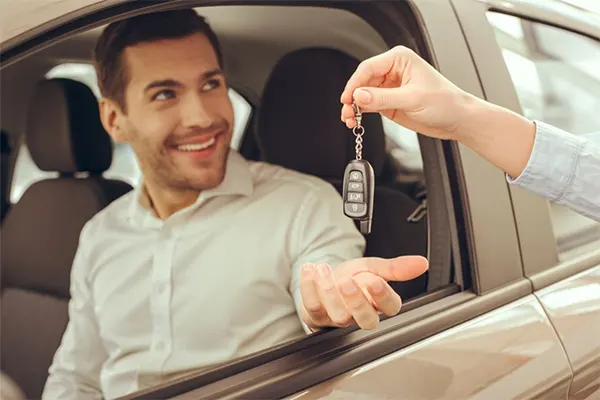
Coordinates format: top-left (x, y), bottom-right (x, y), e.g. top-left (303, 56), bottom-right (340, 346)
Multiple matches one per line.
top-left (506, 120), bottom-right (581, 202)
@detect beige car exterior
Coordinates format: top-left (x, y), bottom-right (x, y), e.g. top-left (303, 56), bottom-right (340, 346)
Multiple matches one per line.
top-left (1, 0), bottom-right (599, 399)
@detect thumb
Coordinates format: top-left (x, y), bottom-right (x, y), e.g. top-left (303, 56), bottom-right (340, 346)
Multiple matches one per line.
top-left (338, 255), bottom-right (429, 282)
top-left (354, 87), bottom-right (414, 113)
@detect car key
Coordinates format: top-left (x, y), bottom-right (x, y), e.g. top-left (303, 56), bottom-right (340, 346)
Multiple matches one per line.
top-left (343, 100), bottom-right (375, 235)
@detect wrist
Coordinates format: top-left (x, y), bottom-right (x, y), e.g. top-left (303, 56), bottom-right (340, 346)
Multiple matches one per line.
top-left (452, 93), bottom-right (537, 178)
top-left (452, 93), bottom-right (494, 145)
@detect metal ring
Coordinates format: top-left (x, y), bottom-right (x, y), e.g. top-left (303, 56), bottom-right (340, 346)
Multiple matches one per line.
top-left (353, 126), bottom-right (365, 136)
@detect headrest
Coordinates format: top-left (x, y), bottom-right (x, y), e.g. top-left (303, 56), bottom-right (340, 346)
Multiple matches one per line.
top-left (25, 78), bottom-right (112, 174)
top-left (257, 48), bottom-right (386, 180)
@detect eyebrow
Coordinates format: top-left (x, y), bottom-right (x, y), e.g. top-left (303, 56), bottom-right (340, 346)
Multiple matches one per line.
top-left (143, 68), bottom-right (224, 94)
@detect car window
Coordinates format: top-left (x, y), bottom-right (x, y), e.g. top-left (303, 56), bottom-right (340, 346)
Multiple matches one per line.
top-left (486, 12), bottom-right (600, 259)
top-left (9, 63), bottom-right (254, 203)
top-left (382, 117), bottom-right (424, 176)
top-left (0, 5), bottom-right (469, 398)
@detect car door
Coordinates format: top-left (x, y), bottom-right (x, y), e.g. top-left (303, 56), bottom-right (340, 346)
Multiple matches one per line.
top-left (159, 0), bottom-right (572, 398)
top-left (451, 0), bottom-right (600, 398)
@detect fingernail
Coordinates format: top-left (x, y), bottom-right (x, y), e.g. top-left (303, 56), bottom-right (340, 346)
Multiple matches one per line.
top-left (356, 88), bottom-right (372, 105)
top-left (341, 279), bottom-right (357, 295)
top-left (317, 264), bottom-right (330, 276)
top-left (372, 280), bottom-right (385, 294)
top-left (303, 264), bottom-right (315, 277)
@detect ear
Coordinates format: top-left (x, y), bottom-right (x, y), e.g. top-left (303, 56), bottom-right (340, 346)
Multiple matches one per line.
top-left (99, 98), bottom-right (127, 142)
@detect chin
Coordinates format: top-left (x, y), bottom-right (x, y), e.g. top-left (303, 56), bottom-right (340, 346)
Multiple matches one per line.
top-left (188, 162), bottom-right (228, 190)
top-left (170, 140), bottom-right (230, 190)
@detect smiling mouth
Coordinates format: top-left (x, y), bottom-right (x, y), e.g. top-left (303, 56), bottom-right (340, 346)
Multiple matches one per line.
top-left (176, 136), bottom-right (217, 152)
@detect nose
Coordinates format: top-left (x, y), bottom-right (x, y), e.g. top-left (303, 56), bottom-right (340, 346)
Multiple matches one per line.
top-left (180, 91), bottom-right (215, 129)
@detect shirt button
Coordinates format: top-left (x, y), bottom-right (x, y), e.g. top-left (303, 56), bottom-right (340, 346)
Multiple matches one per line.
top-left (156, 282), bottom-right (167, 294)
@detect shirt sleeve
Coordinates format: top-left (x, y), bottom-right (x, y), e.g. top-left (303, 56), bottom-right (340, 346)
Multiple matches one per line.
top-left (507, 121), bottom-right (600, 222)
top-left (42, 222), bottom-right (108, 400)
top-left (288, 182), bottom-right (366, 334)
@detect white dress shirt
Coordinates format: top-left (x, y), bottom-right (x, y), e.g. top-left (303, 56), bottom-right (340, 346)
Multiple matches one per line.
top-left (42, 150), bottom-right (365, 399)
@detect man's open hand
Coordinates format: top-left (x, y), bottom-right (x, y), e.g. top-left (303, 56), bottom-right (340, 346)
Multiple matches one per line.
top-left (299, 256), bottom-right (428, 331)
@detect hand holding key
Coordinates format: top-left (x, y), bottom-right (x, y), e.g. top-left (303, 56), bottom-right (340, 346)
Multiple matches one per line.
top-left (341, 45), bottom-right (538, 183)
top-left (340, 45), bottom-right (476, 142)
top-left (299, 256), bottom-right (429, 331)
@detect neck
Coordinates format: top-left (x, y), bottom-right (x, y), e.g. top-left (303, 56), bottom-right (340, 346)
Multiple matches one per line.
top-left (143, 180), bottom-right (200, 220)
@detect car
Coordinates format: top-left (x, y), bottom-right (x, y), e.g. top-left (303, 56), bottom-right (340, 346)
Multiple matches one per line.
top-left (1, 0), bottom-right (599, 399)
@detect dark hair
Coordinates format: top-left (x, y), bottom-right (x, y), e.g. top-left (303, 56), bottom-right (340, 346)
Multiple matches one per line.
top-left (93, 9), bottom-right (223, 111)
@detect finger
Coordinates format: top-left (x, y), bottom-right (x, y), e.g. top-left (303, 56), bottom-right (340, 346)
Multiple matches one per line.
top-left (340, 46), bottom-right (413, 104)
top-left (316, 264), bottom-right (353, 327)
top-left (353, 86), bottom-right (417, 113)
top-left (341, 104), bottom-right (355, 121)
top-left (336, 255), bottom-right (429, 283)
top-left (341, 104), bottom-right (360, 129)
top-left (300, 264), bottom-right (332, 327)
top-left (364, 275), bottom-right (402, 317)
top-left (338, 277), bottom-right (379, 330)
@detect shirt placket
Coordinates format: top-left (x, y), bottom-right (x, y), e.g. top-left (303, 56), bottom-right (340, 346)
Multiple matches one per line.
top-left (150, 223), bottom-right (177, 370)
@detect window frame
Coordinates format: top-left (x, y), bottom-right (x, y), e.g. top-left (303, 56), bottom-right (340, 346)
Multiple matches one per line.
top-left (451, 0), bottom-right (600, 289)
top-left (1, 0), bottom-right (534, 398)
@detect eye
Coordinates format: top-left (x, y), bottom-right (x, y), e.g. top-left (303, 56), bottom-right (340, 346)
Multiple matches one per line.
top-left (152, 89), bottom-right (176, 101)
top-left (201, 79), bottom-right (223, 92)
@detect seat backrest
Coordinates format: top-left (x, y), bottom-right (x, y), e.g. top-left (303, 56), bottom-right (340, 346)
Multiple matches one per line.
top-left (0, 78), bottom-right (132, 398)
top-left (255, 48), bottom-right (428, 299)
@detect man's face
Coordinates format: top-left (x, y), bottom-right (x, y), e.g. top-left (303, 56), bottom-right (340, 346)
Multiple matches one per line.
top-left (110, 33), bottom-right (233, 191)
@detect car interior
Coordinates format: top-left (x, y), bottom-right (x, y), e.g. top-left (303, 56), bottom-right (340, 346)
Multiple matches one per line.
top-left (0, 5), bottom-right (447, 398)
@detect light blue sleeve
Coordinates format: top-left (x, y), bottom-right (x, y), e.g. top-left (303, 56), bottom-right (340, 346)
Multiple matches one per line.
top-left (507, 121), bottom-right (600, 222)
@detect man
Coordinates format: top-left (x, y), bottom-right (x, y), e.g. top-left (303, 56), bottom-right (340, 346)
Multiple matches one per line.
top-left (43, 10), bottom-right (428, 399)
top-left (341, 46), bottom-right (600, 222)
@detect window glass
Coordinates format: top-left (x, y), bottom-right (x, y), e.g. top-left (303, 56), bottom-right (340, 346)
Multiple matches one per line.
top-left (487, 12), bottom-right (600, 258)
top-left (381, 118), bottom-right (425, 197)
top-left (10, 63), bottom-right (253, 203)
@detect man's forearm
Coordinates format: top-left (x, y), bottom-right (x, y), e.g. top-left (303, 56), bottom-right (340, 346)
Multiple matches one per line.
top-left (457, 95), bottom-right (536, 179)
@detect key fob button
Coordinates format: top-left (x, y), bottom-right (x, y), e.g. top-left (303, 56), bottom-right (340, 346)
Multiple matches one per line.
top-left (348, 182), bottom-right (363, 192)
top-left (345, 202), bottom-right (366, 217)
top-left (349, 171), bottom-right (363, 182)
top-left (347, 192), bottom-right (364, 202)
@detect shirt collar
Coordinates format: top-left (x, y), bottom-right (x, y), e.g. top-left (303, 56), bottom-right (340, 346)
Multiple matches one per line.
top-left (127, 149), bottom-right (254, 222)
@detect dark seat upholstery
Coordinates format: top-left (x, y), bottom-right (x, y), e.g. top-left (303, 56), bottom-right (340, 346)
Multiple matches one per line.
top-left (0, 78), bottom-right (132, 399)
top-left (255, 48), bottom-right (428, 299)
top-left (1, 130), bottom-right (11, 220)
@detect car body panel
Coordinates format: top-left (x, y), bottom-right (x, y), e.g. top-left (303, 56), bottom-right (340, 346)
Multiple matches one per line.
top-left (535, 266), bottom-right (600, 399)
top-left (452, 0), bottom-right (600, 282)
top-left (1, 0), bottom-right (111, 47)
top-left (454, 4), bottom-right (600, 397)
top-left (283, 295), bottom-right (571, 400)
top-left (410, 0), bottom-right (524, 295)
top-left (451, 0), bottom-right (560, 279)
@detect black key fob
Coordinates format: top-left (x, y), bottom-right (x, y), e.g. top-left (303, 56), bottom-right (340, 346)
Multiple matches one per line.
top-left (343, 159), bottom-right (375, 234)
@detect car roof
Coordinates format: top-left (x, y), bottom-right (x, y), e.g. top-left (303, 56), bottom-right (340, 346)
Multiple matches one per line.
top-left (2, 0), bottom-right (599, 52)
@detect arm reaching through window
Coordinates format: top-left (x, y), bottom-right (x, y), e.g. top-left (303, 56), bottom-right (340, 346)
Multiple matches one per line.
top-left (341, 46), bottom-right (600, 222)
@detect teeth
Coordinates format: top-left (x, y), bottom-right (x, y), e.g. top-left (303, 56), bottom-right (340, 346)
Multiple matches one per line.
top-left (178, 137), bottom-right (216, 151)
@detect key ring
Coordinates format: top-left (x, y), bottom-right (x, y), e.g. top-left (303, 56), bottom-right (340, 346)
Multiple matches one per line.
top-left (352, 99), bottom-right (364, 160)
